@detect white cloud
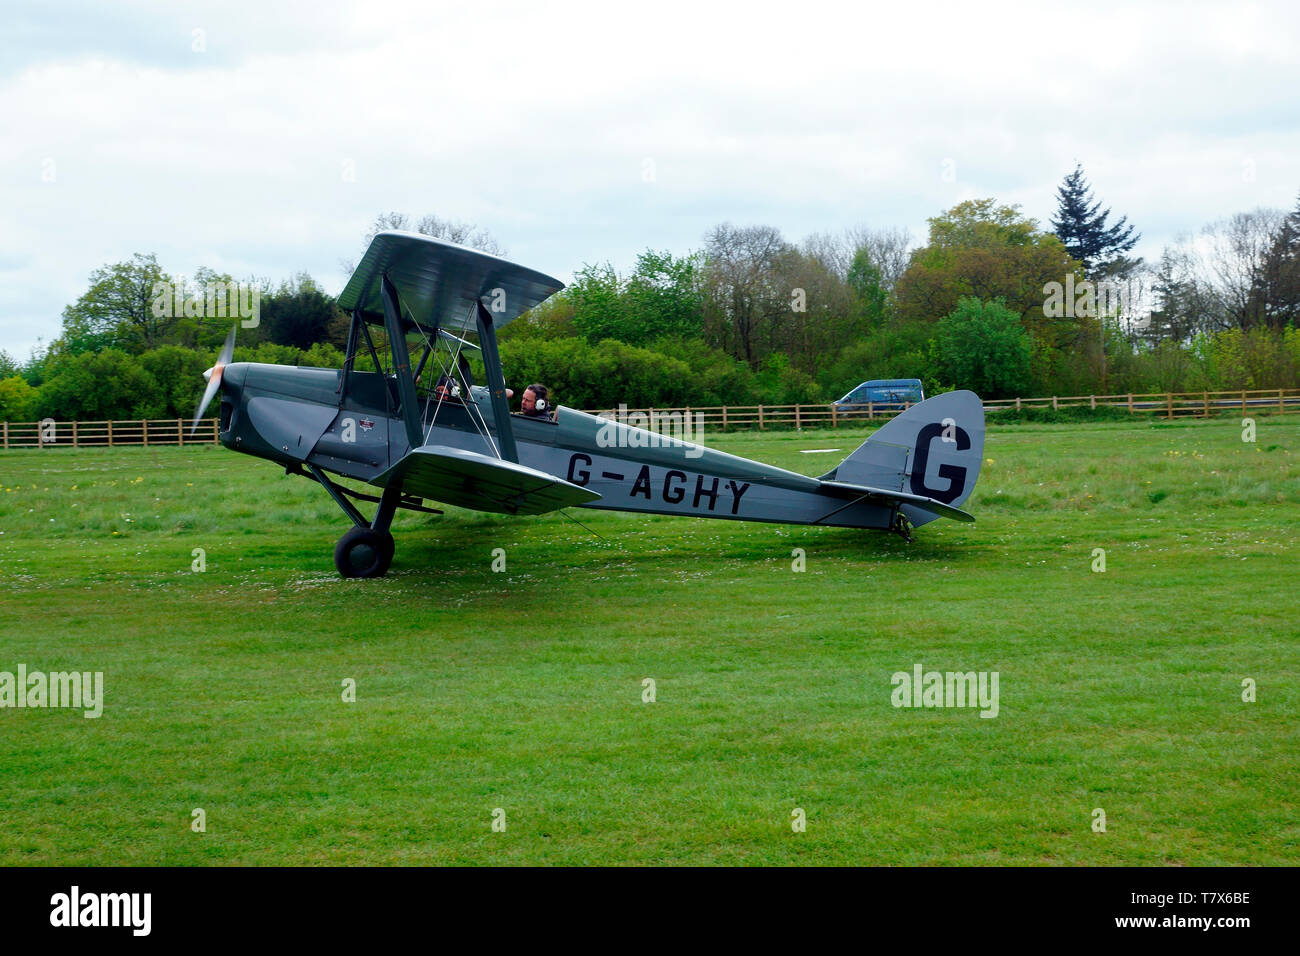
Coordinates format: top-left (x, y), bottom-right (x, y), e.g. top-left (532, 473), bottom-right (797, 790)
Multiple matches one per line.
top-left (1, 0), bottom-right (1298, 357)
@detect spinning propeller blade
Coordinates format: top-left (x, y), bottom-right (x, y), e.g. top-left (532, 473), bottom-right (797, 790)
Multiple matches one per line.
top-left (191, 324), bottom-right (237, 435)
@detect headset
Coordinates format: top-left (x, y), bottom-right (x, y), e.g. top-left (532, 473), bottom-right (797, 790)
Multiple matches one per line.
top-left (528, 384), bottom-right (549, 414)
top-left (434, 375), bottom-right (463, 400)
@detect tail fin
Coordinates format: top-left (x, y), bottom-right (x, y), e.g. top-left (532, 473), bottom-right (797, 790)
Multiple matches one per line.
top-left (820, 390), bottom-right (985, 523)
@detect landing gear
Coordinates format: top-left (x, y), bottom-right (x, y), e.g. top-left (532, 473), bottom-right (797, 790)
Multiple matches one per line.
top-left (301, 464), bottom-right (405, 578)
top-left (891, 511), bottom-right (914, 542)
top-left (334, 526), bottom-right (395, 578)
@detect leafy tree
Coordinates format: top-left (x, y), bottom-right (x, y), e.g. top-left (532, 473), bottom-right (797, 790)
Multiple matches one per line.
top-left (59, 254), bottom-right (173, 354)
top-left (180, 268), bottom-right (272, 348)
top-left (261, 274), bottom-right (343, 349)
top-left (931, 297), bottom-right (1033, 398)
top-left (567, 262), bottom-right (632, 343)
top-left (138, 346), bottom-right (210, 419)
top-left (624, 250), bottom-right (705, 342)
top-left (0, 376), bottom-right (38, 421)
top-left (35, 349), bottom-right (160, 420)
top-left (499, 296), bottom-right (578, 343)
top-left (1051, 164), bottom-right (1140, 277)
top-left (563, 250), bottom-right (704, 346)
top-left (894, 201), bottom-right (1081, 388)
top-left (900, 200), bottom-right (1106, 395)
top-left (846, 248), bottom-right (888, 326)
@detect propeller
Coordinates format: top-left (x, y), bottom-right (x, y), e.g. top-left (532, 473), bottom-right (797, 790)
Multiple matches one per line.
top-left (192, 324), bottom-right (237, 435)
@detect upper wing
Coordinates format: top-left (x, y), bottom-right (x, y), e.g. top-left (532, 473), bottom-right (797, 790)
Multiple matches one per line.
top-left (337, 231), bottom-right (564, 334)
top-left (374, 445), bottom-right (600, 515)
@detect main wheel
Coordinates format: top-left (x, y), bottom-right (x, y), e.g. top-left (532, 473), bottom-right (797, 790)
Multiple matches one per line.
top-left (334, 526), bottom-right (395, 578)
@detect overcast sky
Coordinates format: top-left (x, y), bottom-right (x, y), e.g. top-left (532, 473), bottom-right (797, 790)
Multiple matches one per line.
top-left (2, 0), bottom-right (1298, 358)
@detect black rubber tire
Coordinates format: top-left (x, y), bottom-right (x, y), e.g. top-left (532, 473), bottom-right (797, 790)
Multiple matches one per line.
top-left (334, 526), bottom-right (395, 578)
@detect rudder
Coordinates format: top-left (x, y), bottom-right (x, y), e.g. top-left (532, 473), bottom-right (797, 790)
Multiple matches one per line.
top-left (821, 390), bottom-right (985, 513)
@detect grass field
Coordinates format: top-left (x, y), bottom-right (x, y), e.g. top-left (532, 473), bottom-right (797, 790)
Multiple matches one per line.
top-left (1, 416), bottom-right (1297, 865)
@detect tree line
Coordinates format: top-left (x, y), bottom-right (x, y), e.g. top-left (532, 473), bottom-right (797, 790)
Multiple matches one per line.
top-left (3, 174), bottom-right (1300, 423)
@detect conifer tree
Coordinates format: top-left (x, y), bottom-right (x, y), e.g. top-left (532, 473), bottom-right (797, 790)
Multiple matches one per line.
top-left (1051, 164), bottom-right (1140, 277)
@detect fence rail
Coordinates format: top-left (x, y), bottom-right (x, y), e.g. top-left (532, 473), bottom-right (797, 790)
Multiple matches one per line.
top-left (2, 389), bottom-right (1298, 450)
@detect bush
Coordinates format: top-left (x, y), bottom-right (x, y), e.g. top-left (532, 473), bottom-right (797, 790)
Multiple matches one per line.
top-left (931, 297), bottom-right (1033, 398)
top-left (34, 349), bottom-right (160, 420)
top-left (648, 337), bottom-right (756, 406)
top-left (0, 375), bottom-right (38, 421)
top-left (819, 325), bottom-right (933, 400)
top-left (139, 346), bottom-right (209, 419)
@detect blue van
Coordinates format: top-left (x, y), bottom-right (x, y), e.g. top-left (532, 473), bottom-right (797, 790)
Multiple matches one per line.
top-left (833, 379), bottom-right (925, 414)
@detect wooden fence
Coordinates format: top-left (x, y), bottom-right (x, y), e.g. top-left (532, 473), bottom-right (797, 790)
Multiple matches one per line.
top-left (1, 418), bottom-right (219, 450)
top-left (981, 388), bottom-right (1300, 419)
top-left (2, 388), bottom-right (1297, 450)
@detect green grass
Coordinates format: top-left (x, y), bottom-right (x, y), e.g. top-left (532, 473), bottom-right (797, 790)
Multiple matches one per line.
top-left (1, 418), bottom-right (1297, 865)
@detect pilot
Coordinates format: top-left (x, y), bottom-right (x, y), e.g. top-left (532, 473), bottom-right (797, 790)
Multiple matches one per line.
top-left (520, 383), bottom-right (554, 420)
top-left (433, 375), bottom-right (462, 402)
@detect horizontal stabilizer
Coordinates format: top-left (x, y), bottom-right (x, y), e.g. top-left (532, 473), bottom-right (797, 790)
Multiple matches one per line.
top-left (818, 480), bottom-right (975, 523)
top-left (375, 445), bottom-right (601, 515)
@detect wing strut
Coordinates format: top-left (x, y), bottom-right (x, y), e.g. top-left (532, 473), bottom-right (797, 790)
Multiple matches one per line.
top-left (380, 274), bottom-right (426, 452)
top-left (474, 299), bottom-right (518, 463)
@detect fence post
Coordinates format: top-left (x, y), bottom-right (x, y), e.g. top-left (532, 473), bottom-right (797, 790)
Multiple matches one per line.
top-left (1016, 397), bottom-right (1021, 411)
top-left (830, 403), bottom-right (837, 429)
top-left (868, 401), bottom-right (874, 420)
top-left (72, 420), bottom-right (78, 448)
top-left (722, 406), bottom-right (728, 430)
top-left (1241, 390), bottom-right (1246, 414)
top-left (108, 420), bottom-right (114, 447)
top-left (1127, 394), bottom-right (1133, 414)
top-left (177, 418), bottom-right (183, 446)
top-left (1280, 389), bottom-right (1285, 413)
top-left (1052, 396), bottom-right (1058, 411)
top-left (142, 419), bottom-right (148, 447)
top-left (1167, 394), bottom-right (1173, 419)
top-left (758, 405), bottom-right (765, 430)
top-left (2, 422), bottom-right (6, 450)
top-left (1090, 395), bottom-right (1095, 410)
top-left (1204, 392), bottom-right (1209, 417)
top-left (794, 404), bottom-right (801, 430)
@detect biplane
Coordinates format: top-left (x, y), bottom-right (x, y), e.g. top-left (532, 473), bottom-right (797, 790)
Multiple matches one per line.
top-left (193, 231), bottom-right (985, 577)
